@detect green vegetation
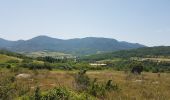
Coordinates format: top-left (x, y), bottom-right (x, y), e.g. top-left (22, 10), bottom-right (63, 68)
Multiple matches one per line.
top-left (0, 49), bottom-right (30, 59)
top-left (82, 46), bottom-right (170, 61)
top-left (80, 46), bottom-right (170, 73)
top-left (1, 47), bottom-right (170, 73)
top-left (0, 69), bottom-right (170, 100)
top-left (0, 48), bottom-right (170, 99)
top-left (74, 70), bottom-right (119, 97)
top-left (0, 36), bottom-right (144, 55)
top-left (24, 51), bottom-right (73, 58)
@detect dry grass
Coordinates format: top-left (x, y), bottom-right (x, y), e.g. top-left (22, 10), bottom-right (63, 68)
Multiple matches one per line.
top-left (86, 71), bottom-right (170, 100)
top-left (1, 69), bottom-right (170, 100)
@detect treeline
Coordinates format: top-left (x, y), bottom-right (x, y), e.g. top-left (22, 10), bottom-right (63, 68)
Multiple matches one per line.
top-left (36, 56), bottom-right (73, 63)
top-left (110, 60), bottom-right (170, 73)
top-left (81, 46), bottom-right (170, 61)
top-left (1, 48), bottom-right (170, 72)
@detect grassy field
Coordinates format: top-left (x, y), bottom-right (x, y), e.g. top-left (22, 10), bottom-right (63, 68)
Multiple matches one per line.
top-left (0, 54), bottom-right (22, 63)
top-left (40, 70), bottom-right (170, 100)
top-left (23, 51), bottom-right (73, 58)
top-left (0, 51), bottom-right (170, 100)
top-left (1, 69), bottom-right (169, 100)
top-left (131, 57), bottom-right (170, 62)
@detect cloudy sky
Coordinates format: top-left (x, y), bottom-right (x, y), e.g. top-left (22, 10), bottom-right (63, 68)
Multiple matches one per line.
top-left (0, 0), bottom-right (170, 46)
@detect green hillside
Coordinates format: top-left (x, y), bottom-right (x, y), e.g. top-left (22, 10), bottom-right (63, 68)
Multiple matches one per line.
top-left (0, 36), bottom-right (145, 55)
top-left (0, 54), bottom-right (22, 63)
top-left (0, 49), bottom-right (29, 59)
top-left (24, 51), bottom-right (74, 58)
top-left (81, 46), bottom-right (170, 61)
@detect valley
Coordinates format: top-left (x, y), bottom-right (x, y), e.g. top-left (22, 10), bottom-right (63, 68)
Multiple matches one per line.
top-left (1, 0), bottom-right (170, 99)
top-left (0, 46), bottom-right (170, 100)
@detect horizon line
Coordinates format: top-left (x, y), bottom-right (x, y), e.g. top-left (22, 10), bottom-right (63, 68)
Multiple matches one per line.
top-left (0, 35), bottom-right (147, 46)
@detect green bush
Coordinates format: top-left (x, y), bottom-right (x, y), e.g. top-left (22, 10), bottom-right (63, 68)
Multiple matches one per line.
top-left (74, 70), bottom-right (120, 98)
top-left (6, 64), bottom-right (11, 69)
top-left (6, 59), bottom-right (20, 63)
top-left (105, 80), bottom-right (120, 91)
top-left (88, 79), bottom-right (120, 98)
top-left (74, 70), bottom-right (90, 91)
top-left (32, 87), bottom-right (96, 100)
top-left (20, 62), bottom-right (53, 70)
top-left (34, 87), bottom-right (41, 100)
top-left (41, 87), bottom-right (70, 100)
top-left (88, 78), bottom-right (106, 97)
top-left (0, 63), bottom-right (11, 68)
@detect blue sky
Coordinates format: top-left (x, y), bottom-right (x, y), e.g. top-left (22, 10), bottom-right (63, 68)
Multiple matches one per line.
top-left (0, 0), bottom-right (170, 46)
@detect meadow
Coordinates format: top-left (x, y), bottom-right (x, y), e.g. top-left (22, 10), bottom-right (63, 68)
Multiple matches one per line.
top-left (0, 49), bottom-right (170, 100)
top-left (1, 68), bottom-right (170, 100)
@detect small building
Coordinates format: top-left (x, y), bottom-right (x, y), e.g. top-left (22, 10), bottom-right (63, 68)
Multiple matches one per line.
top-left (90, 63), bottom-right (107, 66)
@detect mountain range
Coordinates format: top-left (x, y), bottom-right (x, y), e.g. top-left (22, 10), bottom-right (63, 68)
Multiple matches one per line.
top-left (0, 35), bottom-right (145, 55)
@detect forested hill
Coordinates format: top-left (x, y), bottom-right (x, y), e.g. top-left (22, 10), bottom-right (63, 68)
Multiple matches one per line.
top-left (0, 36), bottom-right (145, 55)
top-left (81, 46), bottom-right (170, 61)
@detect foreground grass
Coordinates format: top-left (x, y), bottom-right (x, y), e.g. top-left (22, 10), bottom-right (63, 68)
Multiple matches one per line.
top-left (0, 69), bottom-right (170, 100)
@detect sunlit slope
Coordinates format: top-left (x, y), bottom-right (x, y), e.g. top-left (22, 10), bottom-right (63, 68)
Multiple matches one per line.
top-left (0, 54), bottom-right (22, 63)
top-left (24, 51), bottom-right (73, 58)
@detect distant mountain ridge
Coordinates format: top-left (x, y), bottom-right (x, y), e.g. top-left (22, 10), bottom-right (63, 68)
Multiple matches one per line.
top-left (0, 35), bottom-right (145, 55)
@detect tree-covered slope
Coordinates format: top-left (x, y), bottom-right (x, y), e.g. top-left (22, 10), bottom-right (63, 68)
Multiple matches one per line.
top-left (0, 36), bottom-right (145, 55)
top-left (81, 46), bottom-right (170, 61)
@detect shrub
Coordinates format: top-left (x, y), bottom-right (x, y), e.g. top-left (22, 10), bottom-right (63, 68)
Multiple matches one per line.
top-left (74, 70), bottom-right (90, 91)
top-left (41, 87), bottom-right (70, 100)
top-left (74, 70), bottom-right (121, 98)
top-left (20, 62), bottom-right (53, 70)
top-left (34, 86), bottom-right (41, 100)
top-left (6, 64), bottom-right (11, 69)
top-left (88, 78), bottom-right (106, 97)
top-left (6, 59), bottom-right (20, 63)
top-left (44, 62), bottom-right (53, 70)
top-left (152, 68), bottom-right (159, 73)
top-left (105, 80), bottom-right (120, 91)
top-left (88, 79), bottom-right (120, 98)
top-left (37, 87), bottom-right (96, 100)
